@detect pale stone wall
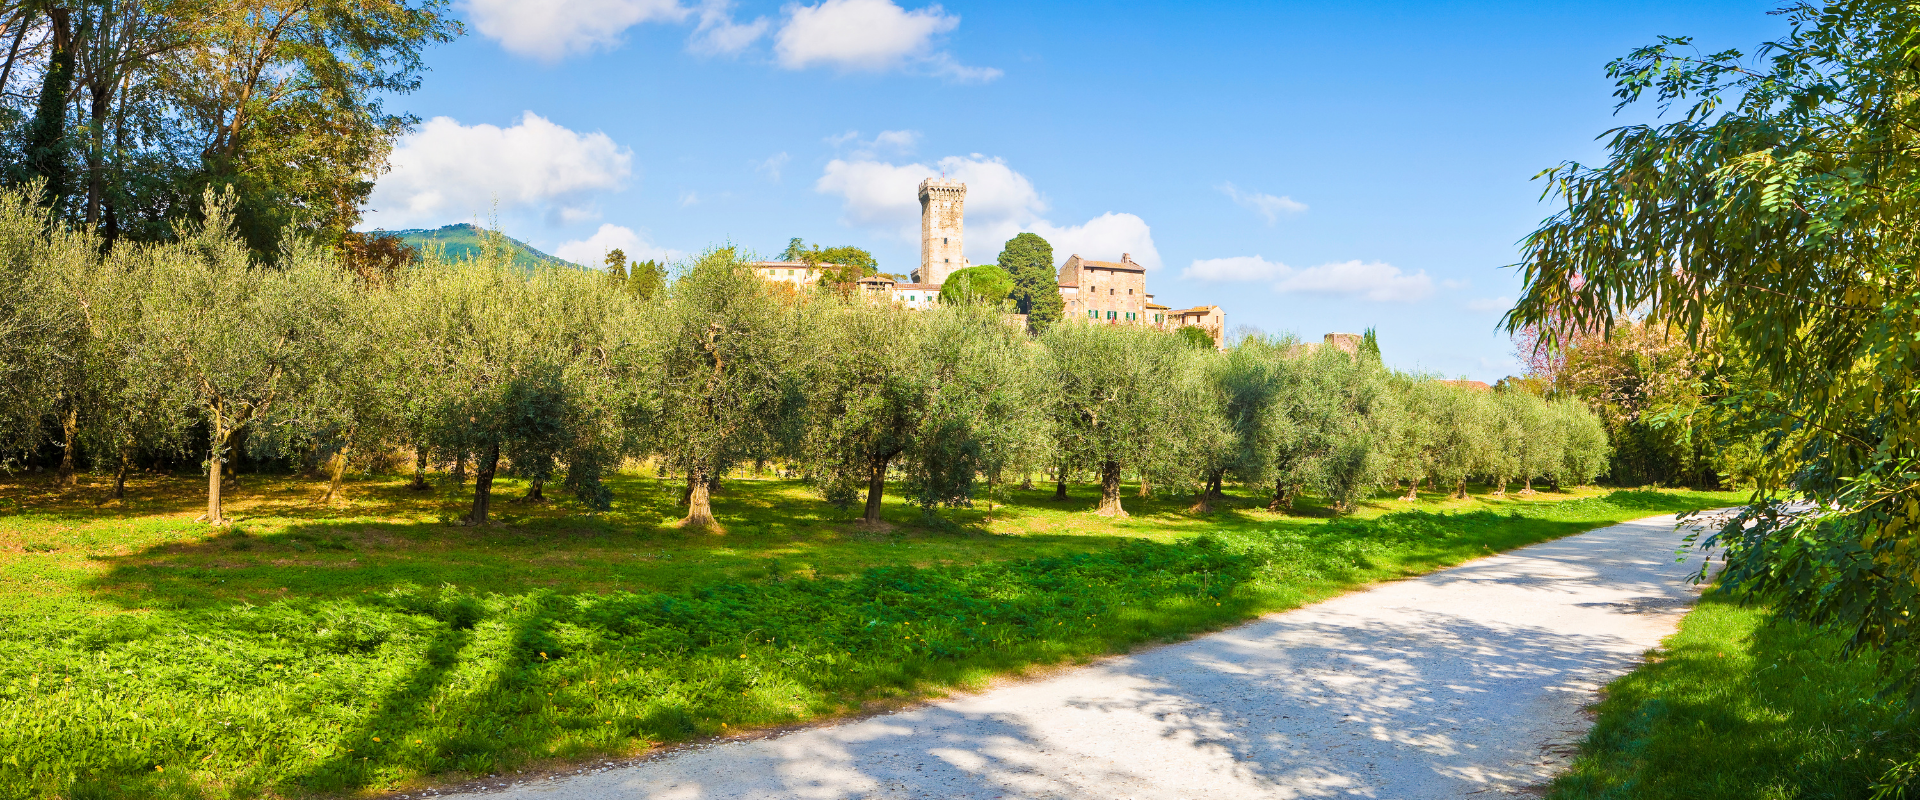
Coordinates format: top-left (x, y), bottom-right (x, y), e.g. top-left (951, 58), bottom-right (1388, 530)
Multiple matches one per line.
top-left (918, 178), bottom-right (966, 286)
top-left (1058, 253), bottom-right (1152, 324)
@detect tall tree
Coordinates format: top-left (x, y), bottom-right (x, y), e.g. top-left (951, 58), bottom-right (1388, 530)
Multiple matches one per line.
top-left (904, 302), bottom-right (1051, 516)
top-left (997, 232), bottom-right (1063, 331)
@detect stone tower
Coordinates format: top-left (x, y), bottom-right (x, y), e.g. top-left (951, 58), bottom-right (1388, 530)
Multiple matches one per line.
top-left (918, 177), bottom-right (966, 286)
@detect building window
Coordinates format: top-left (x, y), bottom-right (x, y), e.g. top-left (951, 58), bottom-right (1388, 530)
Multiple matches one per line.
top-left (1155, 313), bottom-right (1163, 323)
top-left (1128, 289), bottom-right (1133, 295)
top-left (1109, 288), bottom-right (1115, 295)
top-left (1088, 310), bottom-right (1097, 319)
top-left (1106, 310), bottom-right (1117, 320)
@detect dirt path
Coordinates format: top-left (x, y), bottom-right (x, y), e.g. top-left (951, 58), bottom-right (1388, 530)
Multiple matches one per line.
top-left (427, 512), bottom-right (1718, 799)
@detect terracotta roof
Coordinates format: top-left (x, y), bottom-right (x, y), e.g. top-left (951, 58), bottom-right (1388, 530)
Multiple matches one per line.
top-left (1144, 302), bottom-right (1171, 310)
top-left (1080, 260), bottom-right (1145, 273)
top-left (892, 283), bottom-right (941, 291)
top-left (1436, 379), bottom-right (1493, 392)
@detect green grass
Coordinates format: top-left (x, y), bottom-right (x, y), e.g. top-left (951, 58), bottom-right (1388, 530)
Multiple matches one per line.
top-left (0, 469), bottom-right (1739, 799)
top-left (1547, 594), bottom-right (1920, 800)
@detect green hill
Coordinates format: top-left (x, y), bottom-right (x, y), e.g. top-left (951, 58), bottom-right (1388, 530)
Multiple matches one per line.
top-left (383, 223), bottom-right (578, 270)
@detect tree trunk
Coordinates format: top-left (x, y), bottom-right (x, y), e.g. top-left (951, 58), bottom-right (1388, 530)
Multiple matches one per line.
top-left (1053, 469), bottom-right (1068, 501)
top-left (1137, 472), bottom-right (1151, 498)
top-left (205, 420), bottom-right (228, 524)
top-left (226, 425), bottom-right (249, 489)
top-left (1491, 477), bottom-right (1506, 497)
top-left (1454, 479), bottom-right (1468, 500)
top-left (322, 432), bottom-right (354, 502)
top-left (1095, 460), bottom-right (1127, 517)
top-left (753, 458), bottom-right (765, 478)
top-left (112, 445), bottom-right (130, 500)
top-left (682, 468), bottom-right (718, 530)
top-left (409, 445), bottom-right (430, 490)
top-left (861, 455), bottom-right (888, 524)
top-left (1521, 476), bottom-right (1535, 495)
top-left (1020, 473), bottom-right (1033, 491)
top-left (85, 75), bottom-right (108, 226)
top-left (1401, 480), bottom-right (1418, 501)
top-left (24, 8), bottom-right (72, 203)
top-left (467, 442), bottom-right (499, 525)
top-left (453, 452), bottom-right (467, 485)
top-left (322, 450), bottom-right (349, 502)
top-left (524, 479), bottom-right (545, 502)
top-left (1191, 470), bottom-right (1224, 513)
top-left (56, 404), bottom-right (77, 488)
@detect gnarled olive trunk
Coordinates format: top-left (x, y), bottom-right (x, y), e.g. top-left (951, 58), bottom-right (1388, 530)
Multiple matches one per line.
top-left (1137, 472), bottom-right (1151, 498)
top-left (56, 404), bottom-right (77, 488)
top-left (322, 429), bottom-right (356, 502)
top-left (1401, 480), bottom-right (1418, 501)
top-left (1268, 480), bottom-right (1295, 513)
top-left (682, 468), bottom-right (718, 529)
top-left (862, 455), bottom-right (888, 524)
top-left (1454, 479), bottom-right (1468, 499)
top-left (1491, 477), bottom-right (1506, 497)
top-left (409, 445), bottom-right (430, 490)
top-left (1191, 470), bottom-right (1225, 513)
top-left (204, 411), bottom-right (231, 524)
top-left (452, 453), bottom-right (467, 485)
top-left (1020, 473), bottom-right (1033, 491)
top-left (1053, 464), bottom-right (1069, 501)
top-left (525, 479), bottom-right (545, 502)
top-left (112, 446), bottom-right (131, 500)
top-left (1095, 460), bottom-right (1127, 517)
top-left (467, 442), bottom-right (500, 525)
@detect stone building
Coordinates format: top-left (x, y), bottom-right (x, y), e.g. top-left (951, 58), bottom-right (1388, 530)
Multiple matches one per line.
top-left (1059, 253), bottom-right (1152, 324)
top-left (914, 177), bottom-right (967, 286)
top-left (755, 174), bottom-right (1231, 347)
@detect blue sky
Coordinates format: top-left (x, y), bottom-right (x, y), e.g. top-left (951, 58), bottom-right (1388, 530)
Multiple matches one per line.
top-left (365, 0), bottom-right (1784, 380)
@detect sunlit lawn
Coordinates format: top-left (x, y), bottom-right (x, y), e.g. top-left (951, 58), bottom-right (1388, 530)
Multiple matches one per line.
top-left (1548, 594), bottom-right (1920, 800)
top-left (0, 467), bottom-right (1742, 799)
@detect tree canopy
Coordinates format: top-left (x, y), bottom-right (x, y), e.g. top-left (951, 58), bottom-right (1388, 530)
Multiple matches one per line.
top-left (1504, 0), bottom-right (1920, 703)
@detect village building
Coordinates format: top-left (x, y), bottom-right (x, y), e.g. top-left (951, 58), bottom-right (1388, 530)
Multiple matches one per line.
top-left (755, 175), bottom-right (1233, 346)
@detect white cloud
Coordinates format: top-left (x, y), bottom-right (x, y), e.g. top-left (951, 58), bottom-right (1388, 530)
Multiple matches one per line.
top-left (1466, 296), bottom-right (1513, 313)
top-left (1274, 260), bottom-right (1434, 303)
top-left (828, 129), bottom-right (920, 160)
top-left (814, 153), bottom-right (1160, 268)
top-left (774, 0), bottom-right (998, 80)
top-left (553, 224), bottom-right (682, 265)
top-left (365, 112), bottom-right (633, 229)
top-left (754, 152), bottom-right (790, 181)
top-left (1183, 255), bottom-right (1290, 282)
top-left (689, 0), bottom-right (769, 54)
top-left (1218, 182), bottom-right (1306, 225)
top-left (465, 0), bottom-right (689, 61)
top-left (1030, 213), bottom-right (1161, 270)
top-left (678, 190), bottom-right (702, 206)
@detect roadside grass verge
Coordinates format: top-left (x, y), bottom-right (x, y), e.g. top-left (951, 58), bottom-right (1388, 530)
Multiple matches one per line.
top-left (1547, 594), bottom-right (1920, 800)
top-left (0, 472), bottom-right (1739, 799)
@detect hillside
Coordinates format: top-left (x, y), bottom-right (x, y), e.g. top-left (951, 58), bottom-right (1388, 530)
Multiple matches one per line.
top-left (383, 223), bottom-right (578, 270)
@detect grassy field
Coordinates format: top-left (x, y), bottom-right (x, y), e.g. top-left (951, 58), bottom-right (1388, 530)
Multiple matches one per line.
top-left (1547, 594), bottom-right (1920, 800)
top-left (0, 468), bottom-right (1740, 799)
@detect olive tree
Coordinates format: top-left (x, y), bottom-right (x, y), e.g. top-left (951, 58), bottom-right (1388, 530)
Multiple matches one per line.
top-left (130, 192), bottom-right (359, 523)
top-left (651, 247), bottom-right (801, 530)
top-left (399, 235), bottom-right (641, 525)
top-left (802, 300), bottom-right (925, 525)
top-left (904, 303), bottom-right (1052, 516)
top-left (1043, 322), bottom-right (1190, 517)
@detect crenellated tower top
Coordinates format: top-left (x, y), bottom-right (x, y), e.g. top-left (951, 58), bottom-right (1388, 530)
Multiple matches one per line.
top-left (917, 177), bottom-right (966, 286)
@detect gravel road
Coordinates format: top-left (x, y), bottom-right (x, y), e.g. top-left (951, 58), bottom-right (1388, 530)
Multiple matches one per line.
top-left (424, 512), bottom-right (1719, 799)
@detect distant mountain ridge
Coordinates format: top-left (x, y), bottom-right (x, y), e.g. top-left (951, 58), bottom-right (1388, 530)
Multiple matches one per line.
top-left (382, 223), bottom-right (577, 270)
